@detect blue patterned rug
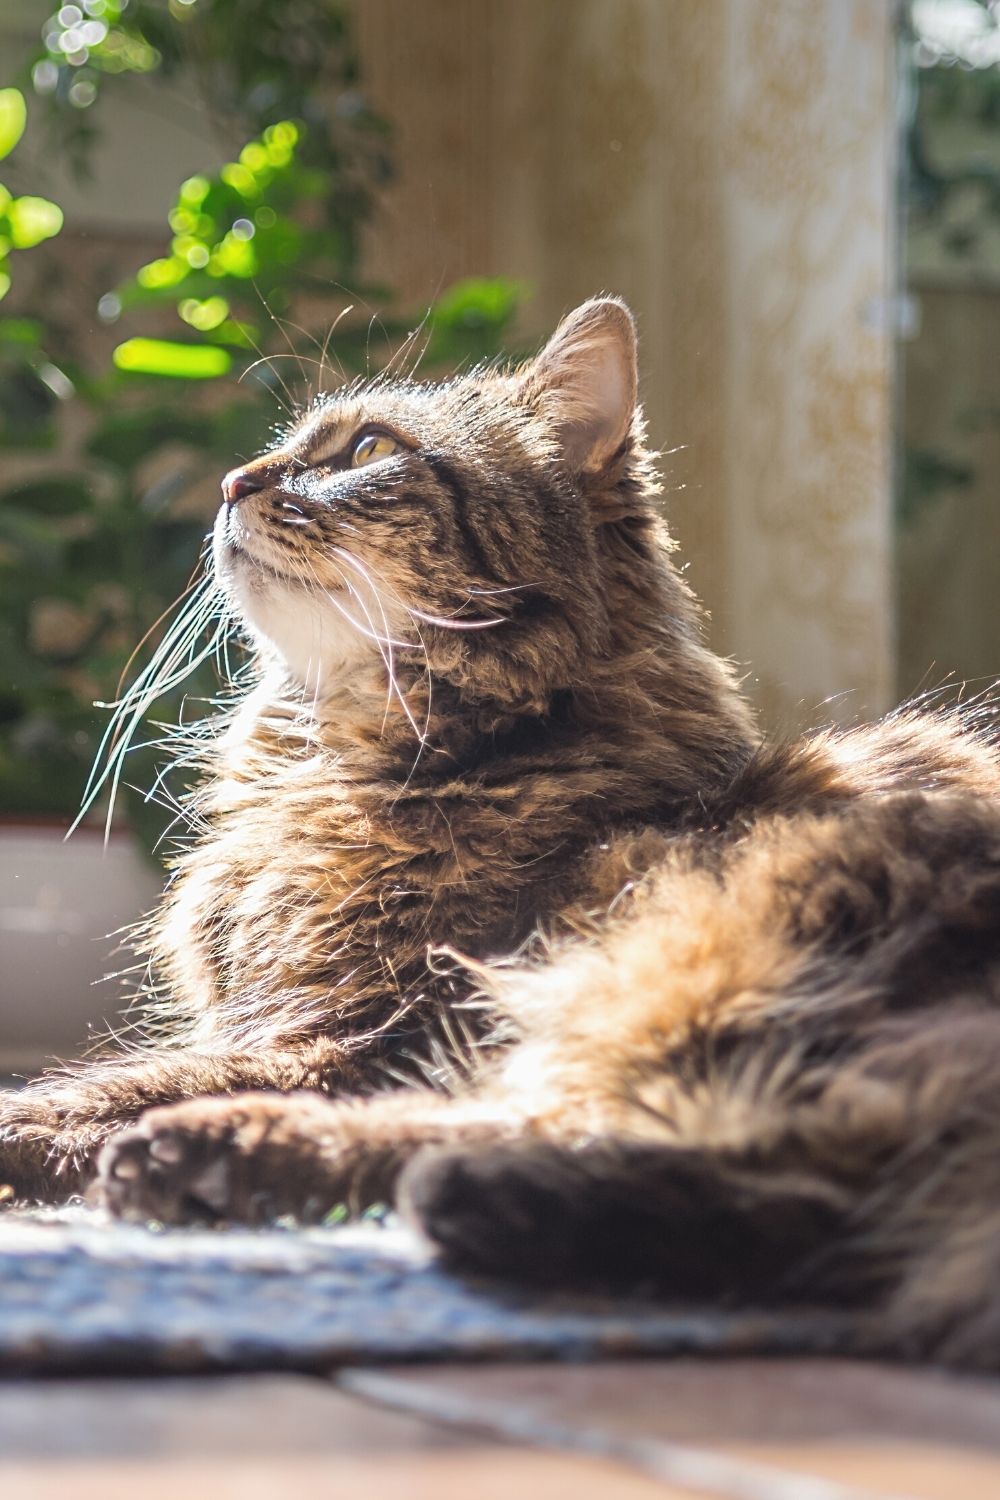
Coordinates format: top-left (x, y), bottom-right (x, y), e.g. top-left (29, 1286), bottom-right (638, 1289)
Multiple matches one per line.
top-left (0, 1208), bottom-right (865, 1374)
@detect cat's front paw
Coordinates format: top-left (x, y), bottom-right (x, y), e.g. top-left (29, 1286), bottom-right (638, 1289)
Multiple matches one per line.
top-left (96, 1092), bottom-right (342, 1226)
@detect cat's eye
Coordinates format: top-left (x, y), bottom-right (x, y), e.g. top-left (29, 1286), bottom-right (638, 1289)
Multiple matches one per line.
top-left (351, 431), bottom-right (399, 468)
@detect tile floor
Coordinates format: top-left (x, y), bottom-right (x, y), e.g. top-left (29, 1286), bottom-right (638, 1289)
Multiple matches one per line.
top-left (4, 1358), bottom-right (999, 1500)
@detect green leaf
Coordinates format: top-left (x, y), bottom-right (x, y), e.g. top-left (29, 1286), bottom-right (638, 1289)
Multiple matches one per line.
top-left (6, 196), bottom-right (64, 250)
top-left (432, 276), bottom-right (526, 330)
top-left (136, 255), bottom-right (189, 291)
top-left (424, 277), bottom-right (528, 365)
top-left (112, 339), bottom-right (232, 379)
top-left (0, 318), bottom-right (43, 347)
top-left (0, 90), bottom-right (26, 164)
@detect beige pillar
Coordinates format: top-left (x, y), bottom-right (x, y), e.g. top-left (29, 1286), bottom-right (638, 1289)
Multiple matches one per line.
top-left (358, 0), bottom-right (898, 724)
top-left (720, 1), bottom-right (898, 722)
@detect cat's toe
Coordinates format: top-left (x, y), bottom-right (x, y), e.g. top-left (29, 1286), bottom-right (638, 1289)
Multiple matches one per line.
top-left (96, 1104), bottom-right (247, 1225)
top-left (96, 1093), bottom-right (342, 1226)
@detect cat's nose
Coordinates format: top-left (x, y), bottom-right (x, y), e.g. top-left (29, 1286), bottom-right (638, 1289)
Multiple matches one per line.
top-left (222, 468), bottom-right (264, 506)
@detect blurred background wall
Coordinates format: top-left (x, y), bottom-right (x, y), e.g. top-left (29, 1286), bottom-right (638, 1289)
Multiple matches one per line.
top-left (358, 0), bottom-right (899, 725)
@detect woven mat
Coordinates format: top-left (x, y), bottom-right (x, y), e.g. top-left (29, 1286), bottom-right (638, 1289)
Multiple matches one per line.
top-left (0, 1209), bottom-right (860, 1374)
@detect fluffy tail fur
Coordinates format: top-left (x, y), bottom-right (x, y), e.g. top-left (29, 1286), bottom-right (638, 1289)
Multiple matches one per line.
top-left (402, 1006), bottom-right (1000, 1370)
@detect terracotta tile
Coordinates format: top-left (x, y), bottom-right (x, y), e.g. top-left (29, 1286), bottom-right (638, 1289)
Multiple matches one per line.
top-left (344, 1358), bottom-right (1000, 1500)
top-left (0, 1453), bottom-right (692, 1500)
top-left (0, 1375), bottom-right (688, 1500)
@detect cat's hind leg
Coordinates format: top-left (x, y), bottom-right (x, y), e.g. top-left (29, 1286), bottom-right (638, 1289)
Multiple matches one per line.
top-left (399, 1135), bottom-right (869, 1304)
top-left (403, 1006), bottom-right (1000, 1368)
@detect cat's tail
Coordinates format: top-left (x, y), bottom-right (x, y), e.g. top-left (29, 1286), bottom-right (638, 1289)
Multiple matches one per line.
top-left (400, 1012), bottom-right (1000, 1370)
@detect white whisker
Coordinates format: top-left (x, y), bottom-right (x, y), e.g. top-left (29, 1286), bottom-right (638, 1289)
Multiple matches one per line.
top-left (328, 545), bottom-right (508, 633)
top-left (407, 606), bottom-right (505, 631)
top-left (321, 548), bottom-right (436, 782)
top-left (70, 556), bottom-right (234, 847)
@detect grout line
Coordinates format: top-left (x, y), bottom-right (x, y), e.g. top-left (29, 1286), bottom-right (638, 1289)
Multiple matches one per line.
top-left (339, 1368), bottom-right (917, 1500)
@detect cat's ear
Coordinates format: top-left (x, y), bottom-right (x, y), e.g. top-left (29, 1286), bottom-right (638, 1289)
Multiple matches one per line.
top-left (522, 297), bottom-right (638, 472)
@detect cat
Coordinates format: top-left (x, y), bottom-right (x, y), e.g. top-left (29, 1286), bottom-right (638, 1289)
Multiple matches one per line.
top-left (4, 296), bottom-right (1000, 1370)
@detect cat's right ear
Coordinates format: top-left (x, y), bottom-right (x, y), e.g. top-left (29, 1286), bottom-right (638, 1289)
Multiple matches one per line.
top-left (520, 297), bottom-right (638, 473)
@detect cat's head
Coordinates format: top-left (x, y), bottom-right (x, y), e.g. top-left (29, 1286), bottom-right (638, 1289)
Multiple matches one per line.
top-left (214, 296), bottom-right (665, 712)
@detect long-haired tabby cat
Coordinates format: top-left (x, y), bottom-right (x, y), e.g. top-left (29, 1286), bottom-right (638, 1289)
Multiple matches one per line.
top-left (3, 298), bottom-right (1000, 1368)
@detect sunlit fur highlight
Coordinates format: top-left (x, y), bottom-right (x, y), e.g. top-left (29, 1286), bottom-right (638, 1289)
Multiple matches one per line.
top-left (5, 298), bottom-right (1000, 1372)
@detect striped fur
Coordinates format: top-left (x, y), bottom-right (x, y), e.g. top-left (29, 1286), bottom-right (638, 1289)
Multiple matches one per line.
top-left (4, 299), bottom-right (1000, 1370)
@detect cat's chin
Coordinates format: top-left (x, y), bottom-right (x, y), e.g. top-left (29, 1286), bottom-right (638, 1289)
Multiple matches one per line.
top-left (211, 516), bottom-right (402, 699)
top-left (217, 536), bottom-right (292, 593)
top-left (212, 505), bottom-right (292, 590)
top-left (231, 569), bottom-right (378, 697)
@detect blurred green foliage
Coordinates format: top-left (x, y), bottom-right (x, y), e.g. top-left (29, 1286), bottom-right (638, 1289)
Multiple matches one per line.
top-left (907, 31), bottom-right (1000, 263)
top-left (0, 87), bottom-right (64, 301)
top-left (899, 0), bottom-right (1000, 534)
top-left (0, 0), bottom-right (524, 845)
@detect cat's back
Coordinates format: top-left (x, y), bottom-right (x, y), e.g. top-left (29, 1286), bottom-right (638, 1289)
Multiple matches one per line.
top-left (700, 705), bottom-right (1000, 835)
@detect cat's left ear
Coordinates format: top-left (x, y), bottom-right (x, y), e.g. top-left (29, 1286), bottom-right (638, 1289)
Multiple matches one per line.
top-left (521, 297), bottom-right (638, 472)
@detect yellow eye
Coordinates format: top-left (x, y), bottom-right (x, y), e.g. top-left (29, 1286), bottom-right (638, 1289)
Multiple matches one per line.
top-left (351, 431), bottom-right (399, 468)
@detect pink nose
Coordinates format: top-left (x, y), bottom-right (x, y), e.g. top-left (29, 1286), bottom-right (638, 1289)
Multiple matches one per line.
top-left (222, 468), bottom-right (263, 506)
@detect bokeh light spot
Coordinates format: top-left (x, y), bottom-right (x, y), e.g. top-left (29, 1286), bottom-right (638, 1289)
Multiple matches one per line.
top-left (32, 61), bottom-right (60, 94)
top-left (113, 339), bottom-right (232, 379)
top-left (178, 295), bottom-right (229, 331)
